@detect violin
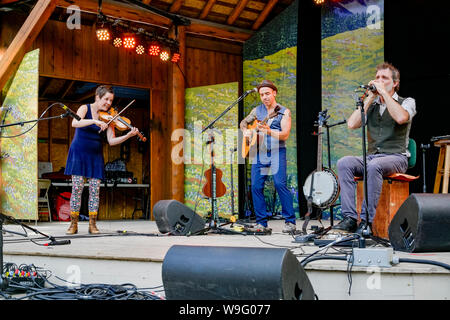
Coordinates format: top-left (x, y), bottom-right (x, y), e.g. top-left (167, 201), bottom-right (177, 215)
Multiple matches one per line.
top-left (98, 107), bottom-right (147, 142)
top-left (202, 165), bottom-right (227, 199)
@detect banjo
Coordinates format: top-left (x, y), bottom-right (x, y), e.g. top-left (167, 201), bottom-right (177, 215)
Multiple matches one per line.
top-left (302, 110), bottom-right (339, 230)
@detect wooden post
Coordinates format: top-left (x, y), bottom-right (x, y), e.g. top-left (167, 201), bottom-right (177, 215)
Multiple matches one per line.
top-left (0, 0), bottom-right (55, 219)
top-left (169, 25), bottom-right (186, 202)
top-left (0, 0), bottom-right (56, 90)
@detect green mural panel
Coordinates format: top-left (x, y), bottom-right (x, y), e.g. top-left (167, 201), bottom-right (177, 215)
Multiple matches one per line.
top-left (184, 82), bottom-right (239, 220)
top-left (1, 49), bottom-right (39, 220)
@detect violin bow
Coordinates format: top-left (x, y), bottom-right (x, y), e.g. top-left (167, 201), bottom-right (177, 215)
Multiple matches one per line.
top-left (105, 99), bottom-right (136, 126)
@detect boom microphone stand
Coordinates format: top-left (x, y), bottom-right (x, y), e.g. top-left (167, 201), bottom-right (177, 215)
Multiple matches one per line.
top-left (192, 88), bottom-right (255, 235)
top-left (0, 107), bottom-right (73, 290)
top-left (355, 88), bottom-right (371, 236)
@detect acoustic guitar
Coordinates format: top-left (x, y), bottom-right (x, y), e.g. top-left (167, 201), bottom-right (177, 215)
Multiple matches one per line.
top-left (241, 106), bottom-right (281, 158)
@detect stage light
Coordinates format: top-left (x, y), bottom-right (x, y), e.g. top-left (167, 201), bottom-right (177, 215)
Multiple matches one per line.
top-left (148, 42), bottom-right (161, 56)
top-left (96, 13), bottom-right (110, 41)
top-left (160, 49), bottom-right (170, 62)
top-left (314, 0), bottom-right (325, 5)
top-left (171, 52), bottom-right (181, 63)
top-left (136, 44), bottom-right (145, 55)
top-left (96, 28), bottom-right (110, 41)
top-left (123, 33), bottom-right (136, 49)
top-left (113, 36), bottom-right (122, 47)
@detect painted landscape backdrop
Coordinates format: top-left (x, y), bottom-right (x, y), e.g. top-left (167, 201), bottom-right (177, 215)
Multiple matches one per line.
top-left (184, 82), bottom-right (239, 219)
top-left (321, 0), bottom-right (384, 218)
top-left (243, 0), bottom-right (299, 218)
top-left (1, 49), bottom-right (39, 219)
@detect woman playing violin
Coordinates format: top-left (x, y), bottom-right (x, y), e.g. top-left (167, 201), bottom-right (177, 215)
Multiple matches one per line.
top-left (64, 85), bottom-right (139, 235)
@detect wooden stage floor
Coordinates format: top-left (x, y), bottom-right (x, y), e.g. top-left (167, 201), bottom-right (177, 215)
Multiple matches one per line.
top-left (2, 218), bottom-right (450, 300)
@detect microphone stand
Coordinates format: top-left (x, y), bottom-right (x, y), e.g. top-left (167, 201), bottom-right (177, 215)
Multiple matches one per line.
top-left (356, 88), bottom-right (371, 237)
top-left (192, 89), bottom-right (254, 235)
top-left (0, 214), bottom-right (6, 290)
top-left (201, 88), bottom-right (254, 133)
top-left (420, 143), bottom-right (430, 193)
top-left (0, 111), bottom-right (73, 290)
top-left (230, 147), bottom-right (237, 216)
top-left (0, 107), bottom-right (73, 131)
top-left (0, 212), bottom-right (69, 290)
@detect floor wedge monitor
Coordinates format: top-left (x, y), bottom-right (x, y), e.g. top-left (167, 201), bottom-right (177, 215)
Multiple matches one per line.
top-left (388, 193), bottom-right (450, 252)
top-left (162, 245), bottom-right (315, 300)
top-left (153, 200), bottom-right (205, 235)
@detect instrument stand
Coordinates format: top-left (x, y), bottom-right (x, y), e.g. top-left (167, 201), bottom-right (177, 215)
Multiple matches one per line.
top-left (190, 132), bottom-right (244, 236)
top-left (302, 111), bottom-right (328, 235)
top-left (323, 118), bottom-right (346, 227)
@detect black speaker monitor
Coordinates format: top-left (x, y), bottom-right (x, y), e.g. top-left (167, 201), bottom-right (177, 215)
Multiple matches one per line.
top-left (162, 245), bottom-right (315, 300)
top-left (153, 200), bottom-right (205, 236)
top-left (388, 193), bottom-right (450, 252)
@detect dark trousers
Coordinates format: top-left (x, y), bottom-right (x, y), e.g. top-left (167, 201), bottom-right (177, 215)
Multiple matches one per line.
top-left (337, 153), bottom-right (408, 222)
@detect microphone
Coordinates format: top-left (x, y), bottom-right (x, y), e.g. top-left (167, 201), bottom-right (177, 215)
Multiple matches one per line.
top-left (359, 84), bottom-right (377, 92)
top-left (245, 88), bottom-right (257, 94)
top-left (44, 239), bottom-right (71, 246)
top-left (61, 104), bottom-right (81, 121)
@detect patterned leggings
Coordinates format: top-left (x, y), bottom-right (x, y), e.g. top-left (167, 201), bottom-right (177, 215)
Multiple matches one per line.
top-left (70, 175), bottom-right (101, 215)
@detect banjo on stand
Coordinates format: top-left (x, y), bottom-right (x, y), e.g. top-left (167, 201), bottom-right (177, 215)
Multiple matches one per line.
top-left (302, 110), bottom-right (340, 234)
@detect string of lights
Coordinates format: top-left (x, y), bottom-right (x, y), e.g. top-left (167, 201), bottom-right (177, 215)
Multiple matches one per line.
top-left (95, 12), bottom-right (181, 63)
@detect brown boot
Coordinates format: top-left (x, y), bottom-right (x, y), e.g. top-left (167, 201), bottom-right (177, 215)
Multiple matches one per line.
top-left (66, 212), bottom-right (79, 235)
top-left (89, 212), bottom-right (100, 234)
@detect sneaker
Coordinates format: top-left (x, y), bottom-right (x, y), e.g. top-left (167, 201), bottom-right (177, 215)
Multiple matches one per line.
top-left (282, 222), bottom-right (296, 233)
top-left (332, 216), bottom-right (357, 233)
top-left (248, 223), bottom-right (272, 233)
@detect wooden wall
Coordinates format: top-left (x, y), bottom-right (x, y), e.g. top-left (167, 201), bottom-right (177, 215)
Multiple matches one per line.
top-left (185, 35), bottom-right (243, 89)
top-left (1, 12), bottom-right (243, 220)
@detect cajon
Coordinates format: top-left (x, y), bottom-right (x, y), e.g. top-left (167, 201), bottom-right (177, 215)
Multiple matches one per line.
top-left (356, 173), bottom-right (418, 238)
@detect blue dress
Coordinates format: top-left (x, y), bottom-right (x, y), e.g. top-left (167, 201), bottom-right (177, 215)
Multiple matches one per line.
top-left (65, 104), bottom-right (105, 180)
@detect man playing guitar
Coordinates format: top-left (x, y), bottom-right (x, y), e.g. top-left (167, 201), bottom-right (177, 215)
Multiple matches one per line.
top-left (240, 80), bottom-right (296, 233)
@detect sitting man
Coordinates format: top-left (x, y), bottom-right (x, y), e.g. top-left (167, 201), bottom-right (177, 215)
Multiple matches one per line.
top-left (334, 62), bottom-right (417, 234)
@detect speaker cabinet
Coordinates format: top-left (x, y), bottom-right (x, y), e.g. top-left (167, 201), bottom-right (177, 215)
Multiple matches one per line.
top-left (153, 200), bottom-right (205, 236)
top-left (388, 193), bottom-right (450, 252)
top-left (162, 245), bottom-right (315, 300)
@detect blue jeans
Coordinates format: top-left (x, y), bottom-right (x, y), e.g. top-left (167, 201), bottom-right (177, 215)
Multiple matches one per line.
top-left (337, 153), bottom-right (408, 223)
top-left (251, 148), bottom-right (296, 227)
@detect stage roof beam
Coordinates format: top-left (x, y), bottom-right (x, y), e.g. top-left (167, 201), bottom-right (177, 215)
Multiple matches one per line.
top-left (0, 0), bottom-right (56, 91)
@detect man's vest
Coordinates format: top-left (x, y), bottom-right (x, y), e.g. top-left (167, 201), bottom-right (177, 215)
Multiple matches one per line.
top-left (255, 103), bottom-right (286, 150)
top-left (367, 96), bottom-right (408, 154)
